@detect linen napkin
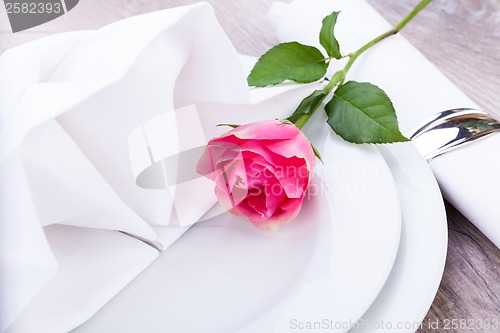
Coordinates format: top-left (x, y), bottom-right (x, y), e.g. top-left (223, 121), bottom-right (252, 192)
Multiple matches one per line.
top-left (0, 3), bottom-right (323, 332)
top-left (0, 3), bottom-right (316, 333)
top-left (270, 0), bottom-right (500, 248)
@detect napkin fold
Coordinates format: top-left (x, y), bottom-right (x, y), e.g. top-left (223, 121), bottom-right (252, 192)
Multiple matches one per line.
top-left (271, 0), bottom-right (500, 248)
top-left (0, 3), bottom-right (322, 332)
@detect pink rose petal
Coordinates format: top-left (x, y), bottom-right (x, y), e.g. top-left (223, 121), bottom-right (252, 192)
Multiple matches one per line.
top-left (197, 120), bottom-right (315, 230)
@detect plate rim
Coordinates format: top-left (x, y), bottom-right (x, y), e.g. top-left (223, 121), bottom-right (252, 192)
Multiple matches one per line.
top-left (353, 142), bottom-right (448, 332)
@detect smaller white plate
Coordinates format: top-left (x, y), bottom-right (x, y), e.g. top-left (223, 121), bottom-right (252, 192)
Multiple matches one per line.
top-left (74, 114), bottom-right (402, 333)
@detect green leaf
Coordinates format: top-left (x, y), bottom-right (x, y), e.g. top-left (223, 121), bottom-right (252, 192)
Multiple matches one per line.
top-left (247, 42), bottom-right (327, 87)
top-left (325, 81), bottom-right (409, 144)
top-left (320, 11), bottom-right (342, 59)
top-left (287, 89), bottom-right (327, 123)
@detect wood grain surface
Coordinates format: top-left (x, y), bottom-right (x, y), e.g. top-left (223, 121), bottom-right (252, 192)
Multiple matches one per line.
top-left (1, 0), bottom-right (499, 332)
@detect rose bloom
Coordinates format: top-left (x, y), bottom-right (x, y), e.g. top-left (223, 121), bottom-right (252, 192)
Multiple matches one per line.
top-left (196, 120), bottom-right (315, 230)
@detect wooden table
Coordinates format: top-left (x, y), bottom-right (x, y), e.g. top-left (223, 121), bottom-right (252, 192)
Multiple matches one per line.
top-left (1, 0), bottom-right (499, 332)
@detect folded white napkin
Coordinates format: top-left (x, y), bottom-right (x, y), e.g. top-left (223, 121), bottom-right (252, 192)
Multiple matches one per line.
top-left (271, 0), bottom-right (500, 249)
top-left (0, 3), bottom-right (323, 332)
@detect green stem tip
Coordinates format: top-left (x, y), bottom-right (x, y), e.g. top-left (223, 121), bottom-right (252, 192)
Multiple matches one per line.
top-left (290, 0), bottom-right (432, 129)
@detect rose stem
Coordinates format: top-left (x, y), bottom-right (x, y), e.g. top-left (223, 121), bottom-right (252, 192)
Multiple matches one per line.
top-left (294, 0), bottom-right (432, 129)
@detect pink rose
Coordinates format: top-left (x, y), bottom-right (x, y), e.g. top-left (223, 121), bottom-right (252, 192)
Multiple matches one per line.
top-left (196, 120), bottom-right (315, 230)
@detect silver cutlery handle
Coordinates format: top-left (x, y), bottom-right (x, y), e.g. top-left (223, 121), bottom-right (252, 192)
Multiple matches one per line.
top-left (410, 108), bottom-right (500, 161)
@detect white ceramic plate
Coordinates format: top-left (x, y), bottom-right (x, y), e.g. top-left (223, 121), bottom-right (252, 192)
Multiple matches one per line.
top-left (74, 114), bottom-right (402, 333)
top-left (351, 143), bottom-right (447, 332)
